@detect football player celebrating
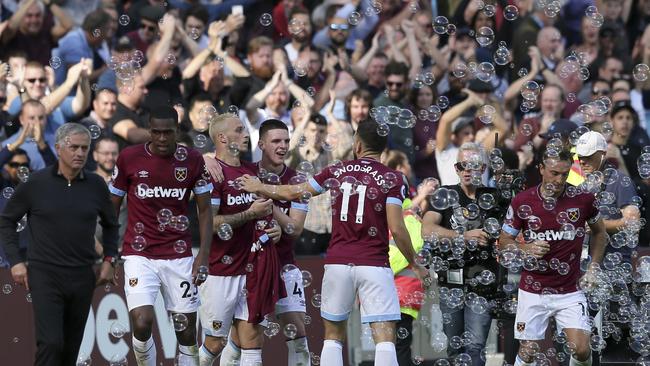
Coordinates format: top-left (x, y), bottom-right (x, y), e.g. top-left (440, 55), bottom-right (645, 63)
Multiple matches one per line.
top-left (198, 114), bottom-right (281, 366)
top-left (499, 149), bottom-right (608, 366)
top-left (110, 106), bottom-right (214, 366)
top-left (239, 118), bottom-right (429, 366)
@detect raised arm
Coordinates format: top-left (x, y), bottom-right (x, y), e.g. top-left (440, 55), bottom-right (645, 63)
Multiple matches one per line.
top-left (71, 59), bottom-right (92, 115)
top-left (436, 88), bottom-right (483, 152)
top-left (245, 70), bottom-right (282, 121)
top-left (141, 13), bottom-right (176, 85)
top-left (39, 59), bottom-right (84, 114)
top-left (401, 19), bottom-right (422, 80)
top-left (47, 0), bottom-right (74, 41)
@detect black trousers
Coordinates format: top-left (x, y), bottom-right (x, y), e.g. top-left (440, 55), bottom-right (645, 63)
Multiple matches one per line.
top-left (295, 229), bottom-right (331, 255)
top-left (29, 263), bottom-right (96, 366)
top-left (396, 313), bottom-right (415, 366)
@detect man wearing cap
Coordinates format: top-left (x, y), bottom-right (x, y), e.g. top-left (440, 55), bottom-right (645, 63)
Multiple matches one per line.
top-left (575, 131), bottom-right (641, 261)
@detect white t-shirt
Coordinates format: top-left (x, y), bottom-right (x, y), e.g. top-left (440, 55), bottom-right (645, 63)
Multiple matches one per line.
top-left (239, 108), bottom-right (292, 161)
top-left (436, 145), bottom-right (460, 186)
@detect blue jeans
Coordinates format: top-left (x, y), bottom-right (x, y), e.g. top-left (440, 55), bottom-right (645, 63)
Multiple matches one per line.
top-left (439, 301), bottom-right (493, 366)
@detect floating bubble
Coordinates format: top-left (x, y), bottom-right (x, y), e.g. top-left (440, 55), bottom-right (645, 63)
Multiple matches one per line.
top-left (132, 236), bottom-right (146, 251)
top-left (119, 14), bottom-right (130, 26)
top-left (433, 16), bottom-right (449, 34)
top-left (49, 56), bottom-right (62, 69)
top-left (172, 313), bottom-right (188, 332)
top-left (476, 26), bottom-right (495, 47)
top-left (89, 124), bottom-right (101, 139)
top-left (218, 223), bottom-right (233, 240)
top-left (633, 64), bottom-right (650, 81)
top-left (2, 187), bottom-right (14, 199)
top-left (110, 322), bottom-right (127, 338)
top-left (348, 12), bottom-right (361, 25)
top-left (174, 240), bottom-right (187, 253)
top-left (504, 5), bottom-right (519, 20)
top-left (260, 13), bottom-right (273, 26)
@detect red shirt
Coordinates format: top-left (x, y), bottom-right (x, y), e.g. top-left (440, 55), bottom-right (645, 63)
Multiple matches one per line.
top-left (209, 159), bottom-right (258, 276)
top-left (110, 144), bottom-right (212, 259)
top-left (253, 163), bottom-right (308, 266)
top-left (309, 158), bottom-right (407, 267)
top-left (503, 185), bottom-right (600, 294)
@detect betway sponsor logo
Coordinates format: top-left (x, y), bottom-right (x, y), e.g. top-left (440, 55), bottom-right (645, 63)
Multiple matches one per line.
top-left (227, 193), bottom-right (255, 205)
top-left (137, 185), bottom-right (187, 201)
top-left (528, 230), bottom-right (576, 241)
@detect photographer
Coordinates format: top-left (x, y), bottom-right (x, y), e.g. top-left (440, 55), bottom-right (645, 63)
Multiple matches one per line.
top-left (421, 142), bottom-right (508, 366)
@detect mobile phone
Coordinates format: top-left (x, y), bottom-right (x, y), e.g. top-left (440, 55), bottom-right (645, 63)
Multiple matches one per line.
top-left (231, 5), bottom-right (243, 16)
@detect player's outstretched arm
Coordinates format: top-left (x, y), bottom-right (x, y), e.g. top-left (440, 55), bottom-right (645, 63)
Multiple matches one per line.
top-left (194, 192), bottom-right (213, 286)
top-left (211, 199), bottom-right (273, 231)
top-left (587, 217), bottom-right (608, 266)
top-left (239, 175), bottom-right (318, 202)
top-left (388, 204), bottom-right (430, 282)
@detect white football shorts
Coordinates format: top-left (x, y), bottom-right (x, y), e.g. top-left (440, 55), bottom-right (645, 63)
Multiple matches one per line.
top-left (320, 264), bottom-right (401, 324)
top-left (123, 255), bottom-right (199, 314)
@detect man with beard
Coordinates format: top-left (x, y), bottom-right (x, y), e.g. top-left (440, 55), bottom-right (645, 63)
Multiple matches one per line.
top-left (229, 36), bottom-right (275, 108)
top-left (283, 8), bottom-right (312, 63)
top-left (373, 61), bottom-right (414, 165)
top-left (92, 137), bottom-right (119, 184)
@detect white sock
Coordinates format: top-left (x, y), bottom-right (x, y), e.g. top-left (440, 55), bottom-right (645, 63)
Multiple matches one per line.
top-left (287, 337), bottom-right (311, 366)
top-left (219, 339), bottom-right (241, 366)
top-left (320, 340), bottom-right (343, 366)
top-left (515, 355), bottom-right (535, 366)
top-left (240, 348), bottom-right (262, 366)
top-left (178, 344), bottom-right (199, 366)
top-left (570, 354), bottom-right (592, 366)
top-left (200, 344), bottom-right (219, 366)
top-left (132, 336), bottom-right (157, 366)
top-left (374, 342), bottom-right (398, 366)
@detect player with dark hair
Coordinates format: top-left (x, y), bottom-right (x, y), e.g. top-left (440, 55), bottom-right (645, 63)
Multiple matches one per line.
top-left (499, 148), bottom-right (608, 366)
top-left (240, 118), bottom-right (429, 366)
top-left (110, 106), bottom-right (214, 366)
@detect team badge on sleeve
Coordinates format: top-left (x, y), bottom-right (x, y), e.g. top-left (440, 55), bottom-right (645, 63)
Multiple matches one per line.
top-left (111, 166), bottom-right (119, 180)
top-left (175, 167), bottom-right (188, 182)
top-left (516, 322), bottom-right (525, 332)
top-left (567, 208), bottom-right (580, 222)
top-left (129, 278), bottom-right (138, 287)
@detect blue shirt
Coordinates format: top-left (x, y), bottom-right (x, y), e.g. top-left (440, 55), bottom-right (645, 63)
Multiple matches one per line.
top-left (8, 96), bottom-right (76, 147)
top-left (53, 27), bottom-right (110, 85)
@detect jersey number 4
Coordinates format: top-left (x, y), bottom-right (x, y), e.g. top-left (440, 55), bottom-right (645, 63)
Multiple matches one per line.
top-left (292, 282), bottom-right (303, 298)
top-left (340, 182), bottom-right (367, 224)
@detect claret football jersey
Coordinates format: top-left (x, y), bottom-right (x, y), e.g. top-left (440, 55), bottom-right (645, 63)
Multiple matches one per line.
top-left (209, 159), bottom-right (258, 276)
top-left (502, 185), bottom-right (600, 294)
top-left (110, 144), bottom-right (212, 259)
top-left (309, 157), bottom-right (407, 267)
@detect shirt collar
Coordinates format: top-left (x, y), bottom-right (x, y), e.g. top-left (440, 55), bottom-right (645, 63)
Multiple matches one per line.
top-left (52, 164), bottom-right (87, 181)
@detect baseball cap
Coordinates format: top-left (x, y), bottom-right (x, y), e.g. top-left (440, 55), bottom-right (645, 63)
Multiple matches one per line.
top-left (451, 116), bottom-right (474, 134)
top-left (539, 119), bottom-right (577, 139)
top-left (576, 131), bottom-right (607, 157)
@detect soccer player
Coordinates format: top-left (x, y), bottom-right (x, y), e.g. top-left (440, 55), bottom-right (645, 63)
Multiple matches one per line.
top-left (109, 106), bottom-right (214, 366)
top-left (499, 149), bottom-right (608, 366)
top-left (240, 118), bottom-right (430, 366)
top-left (198, 114), bottom-right (281, 366)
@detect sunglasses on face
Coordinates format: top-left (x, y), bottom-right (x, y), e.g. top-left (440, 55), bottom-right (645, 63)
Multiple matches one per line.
top-left (26, 77), bottom-right (47, 84)
top-left (454, 162), bottom-right (484, 171)
top-left (140, 23), bottom-right (157, 32)
top-left (8, 162), bottom-right (29, 168)
top-left (592, 88), bottom-right (610, 95)
top-left (329, 23), bottom-right (349, 31)
top-left (386, 81), bottom-right (403, 88)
